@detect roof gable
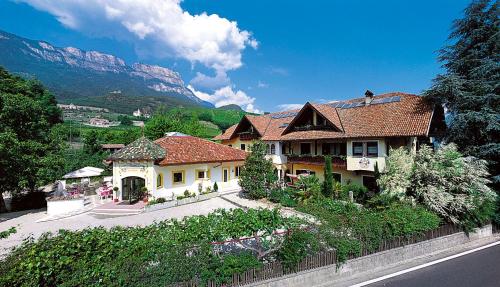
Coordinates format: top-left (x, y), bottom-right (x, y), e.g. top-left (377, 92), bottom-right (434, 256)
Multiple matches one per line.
top-left (282, 102), bottom-right (343, 135)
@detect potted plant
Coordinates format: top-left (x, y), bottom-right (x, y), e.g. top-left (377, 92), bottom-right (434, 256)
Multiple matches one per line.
top-left (213, 182), bottom-right (218, 193)
top-left (141, 187), bottom-right (149, 203)
top-left (113, 187), bottom-right (119, 202)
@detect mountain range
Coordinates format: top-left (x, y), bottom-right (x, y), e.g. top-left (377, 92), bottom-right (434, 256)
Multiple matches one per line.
top-left (0, 29), bottom-right (215, 113)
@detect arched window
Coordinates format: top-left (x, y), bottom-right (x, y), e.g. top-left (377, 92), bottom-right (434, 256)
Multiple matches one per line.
top-left (157, 173), bottom-right (163, 188)
top-left (270, 144), bottom-right (276, 155)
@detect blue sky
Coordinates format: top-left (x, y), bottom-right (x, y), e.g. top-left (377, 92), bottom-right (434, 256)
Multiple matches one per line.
top-left (0, 0), bottom-right (470, 113)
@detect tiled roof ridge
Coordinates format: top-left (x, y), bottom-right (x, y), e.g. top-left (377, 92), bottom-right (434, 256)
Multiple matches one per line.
top-left (213, 92), bottom-right (428, 141)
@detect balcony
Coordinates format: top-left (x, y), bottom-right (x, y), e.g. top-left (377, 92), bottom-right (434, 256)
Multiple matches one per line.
top-left (293, 124), bottom-right (336, 132)
top-left (286, 154), bottom-right (347, 168)
top-left (238, 132), bottom-right (260, 141)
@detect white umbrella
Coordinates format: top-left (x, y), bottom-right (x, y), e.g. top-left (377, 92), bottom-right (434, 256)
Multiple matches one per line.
top-left (63, 167), bottom-right (104, 179)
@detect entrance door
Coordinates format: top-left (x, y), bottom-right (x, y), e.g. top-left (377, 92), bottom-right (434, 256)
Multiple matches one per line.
top-left (121, 177), bottom-right (145, 204)
top-left (362, 176), bottom-right (378, 192)
top-left (223, 168), bottom-right (229, 182)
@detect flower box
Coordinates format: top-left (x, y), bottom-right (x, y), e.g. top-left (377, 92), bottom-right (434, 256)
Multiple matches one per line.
top-left (176, 196), bottom-right (197, 206)
top-left (197, 192), bottom-right (218, 201)
top-left (144, 200), bottom-right (176, 212)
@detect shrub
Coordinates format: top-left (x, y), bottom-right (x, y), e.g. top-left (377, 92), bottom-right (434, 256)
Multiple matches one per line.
top-left (294, 175), bottom-right (322, 203)
top-left (0, 208), bottom-right (301, 287)
top-left (377, 147), bottom-right (414, 199)
top-left (297, 198), bottom-right (441, 263)
top-left (379, 144), bottom-right (497, 229)
top-left (277, 229), bottom-right (319, 269)
top-left (268, 188), bottom-right (283, 203)
top-left (0, 227), bottom-right (16, 240)
top-left (339, 183), bottom-right (369, 203)
top-left (239, 141), bottom-right (277, 199)
top-left (215, 252), bottom-right (262, 284)
top-left (365, 193), bottom-right (400, 210)
top-left (156, 197), bottom-right (166, 203)
top-left (10, 191), bottom-right (46, 211)
top-left (268, 188), bottom-right (298, 207)
top-left (213, 182), bottom-right (218, 192)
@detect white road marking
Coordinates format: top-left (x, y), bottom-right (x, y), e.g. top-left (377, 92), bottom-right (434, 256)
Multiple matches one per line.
top-left (350, 240), bottom-right (500, 287)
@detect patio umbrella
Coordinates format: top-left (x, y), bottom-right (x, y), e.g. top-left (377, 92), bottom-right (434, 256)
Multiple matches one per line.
top-left (63, 166), bottom-right (104, 179)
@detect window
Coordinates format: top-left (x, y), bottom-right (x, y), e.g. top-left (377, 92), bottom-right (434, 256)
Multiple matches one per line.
top-left (323, 143), bottom-right (347, 156)
top-left (240, 144), bottom-right (246, 151)
top-left (367, 142), bottom-right (378, 157)
top-left (196, 169), bottom-right (209, 180)
top-left (157, 173), bottom-right (163, 188)
top-left (332, 173), bottom-right (342, 183)
top-left (270, 144), bottom-right (276, 155)
top-left (223, 168), bottom-right (229, 182)
top-left (352, 142), bottom-right (363, 156)
top-left (322, 143), bottom-right (331, 155)
top-left (300, 142), bottom-right (311, 155)
top-left (296, 169), bottom-right (316, 176)
top-left (235, 166), bottom-right (241, 177)
top-left (172, 171), bottom-right (185, 184)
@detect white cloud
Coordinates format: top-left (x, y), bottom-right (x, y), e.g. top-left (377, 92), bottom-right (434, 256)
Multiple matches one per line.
top-left (190, 71), bottom-right (230, 90)
top-left (268, 66), bottom-right (289, 76)
top-left (257, 80), bottom-right (269, 88)
top-left (19, 0), bottom-right (257, 73)
top-left (277, 104), bottom-right (303, 111)
top-left (188, 85), bottom-right (261, 114)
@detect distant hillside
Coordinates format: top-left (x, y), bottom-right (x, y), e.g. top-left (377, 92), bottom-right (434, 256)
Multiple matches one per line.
top-left (217, 104), bottom-right (244, 111)
top-left (0, 29), bottom-right (215, 113)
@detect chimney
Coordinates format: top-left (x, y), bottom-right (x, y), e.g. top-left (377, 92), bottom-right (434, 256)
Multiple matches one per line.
top-left (365, 90), bottom-right (374, 105)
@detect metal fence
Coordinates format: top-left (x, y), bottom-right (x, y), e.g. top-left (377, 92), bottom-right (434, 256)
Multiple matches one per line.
top-left (172, 224), bottom-right (463, 287)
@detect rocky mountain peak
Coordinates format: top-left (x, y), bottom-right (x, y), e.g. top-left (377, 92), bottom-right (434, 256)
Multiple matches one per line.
top-left (131, 63), bottom-right (184, 86)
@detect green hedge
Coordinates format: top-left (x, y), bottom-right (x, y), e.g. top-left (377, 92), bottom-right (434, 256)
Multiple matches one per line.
top-left (0, 208), bottom-right (301, 287)
top-left (297, 199), bottom-right (441, 263)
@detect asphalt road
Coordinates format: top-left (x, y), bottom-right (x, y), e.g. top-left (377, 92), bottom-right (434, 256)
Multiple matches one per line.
top-left (368, 243), bottom-right (500, 287)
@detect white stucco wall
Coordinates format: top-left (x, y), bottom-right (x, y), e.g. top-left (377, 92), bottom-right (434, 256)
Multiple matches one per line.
top-left (346, 139), bottom-right (387, 172)
top-left (112, 161), bottom-right (155, 200)
top-left (112, 161), bottom-right (244, 201)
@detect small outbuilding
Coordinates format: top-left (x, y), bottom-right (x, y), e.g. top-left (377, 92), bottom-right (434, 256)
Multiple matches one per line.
top-left (108, 135), bottom-right (247, 202)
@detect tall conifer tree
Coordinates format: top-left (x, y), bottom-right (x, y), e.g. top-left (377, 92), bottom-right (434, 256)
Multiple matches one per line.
top-left (425, 0), bottom-right (499, 188)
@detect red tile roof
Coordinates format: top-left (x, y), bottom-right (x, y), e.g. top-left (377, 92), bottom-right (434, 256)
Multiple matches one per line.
top-left (155, 136), bottom-right (247, 166)
top-left (214, 92), bottom-right (435, 141)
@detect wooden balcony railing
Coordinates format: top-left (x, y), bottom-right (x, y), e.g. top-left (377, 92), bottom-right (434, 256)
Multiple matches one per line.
top-left (286, 154), bottom-right (347, 168)
top-left (238, 132), bottom-right (260, 140)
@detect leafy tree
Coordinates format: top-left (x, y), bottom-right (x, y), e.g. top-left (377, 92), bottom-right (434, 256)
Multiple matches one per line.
top-left (118, 115), bottom-right (133, 126)
top-left (379, 144), bottom-right (497, 229)
top-left (377, 147), bottom-right (414, 199)
top-left (144, 110), bottom-right (203, 139)
top-left (322, 156), bottom-right (333, 197)
top-left (82, 130), bottom-right (101, 155)
top-left (0, 67), bottom-right (63, 212)
top-left (424, 0), bottom-right (500, 188)
top-left (239, 141), bottom-right (277, 199)
top-left (294, 175), bottom-right (322, 204)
